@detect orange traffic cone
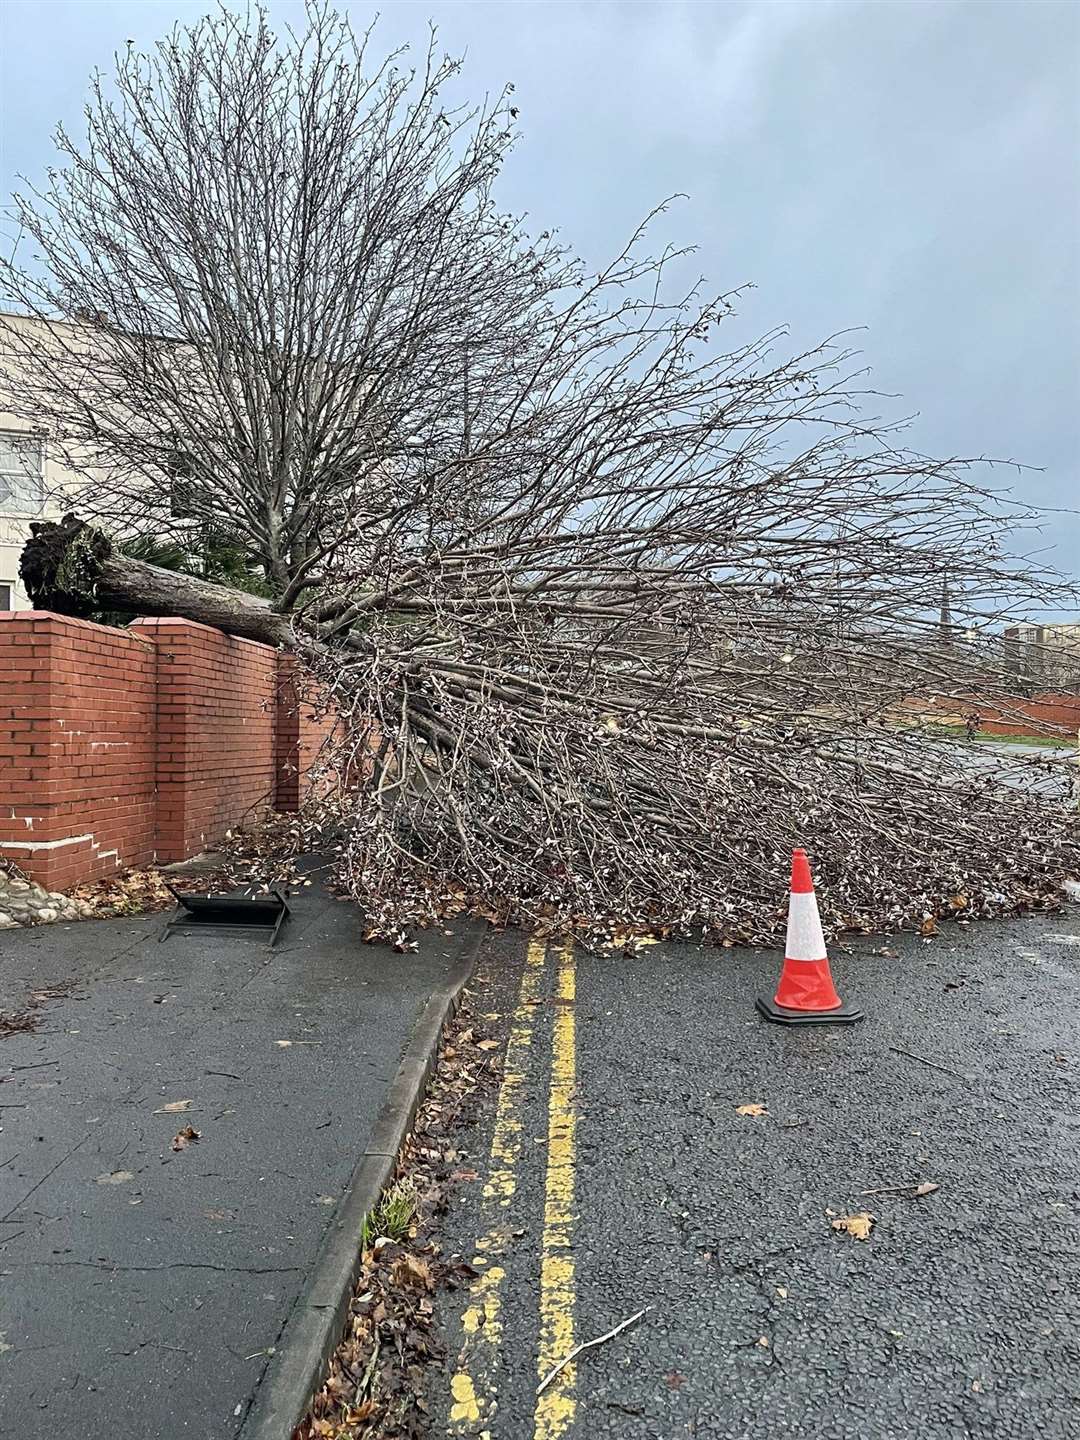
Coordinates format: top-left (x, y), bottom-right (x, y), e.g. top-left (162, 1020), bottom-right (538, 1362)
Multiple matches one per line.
top-left (756, 848), bottom-right (863, 1025)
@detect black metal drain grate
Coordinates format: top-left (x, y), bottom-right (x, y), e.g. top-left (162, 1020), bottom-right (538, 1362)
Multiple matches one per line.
top-left (159, 886), bottom-right (290, 947)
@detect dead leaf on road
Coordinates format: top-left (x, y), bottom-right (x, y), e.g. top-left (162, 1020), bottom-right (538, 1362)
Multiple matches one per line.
top-left (153, 1099), bottom-right (193, 1114)
top-left (171, 1125), bottom-right (201, 1152)
top-left (913, 1181), bottom-right (940, 1197)
top-left (664, 1371), bottom-right (685, 1390)
top-left (736, 1102), bottom-right (768, 1117)
top-left (96, 1170), bottom-right (134, 1185)
top-left (475, 1039), bottom-right (499, 1052)
top-left (831, 1211), bottom-right (875, 1241)
top-left (920, 917), bottom-right (939, 937)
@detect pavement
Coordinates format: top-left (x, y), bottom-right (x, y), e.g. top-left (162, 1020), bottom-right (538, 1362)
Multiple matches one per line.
top-left (431, 906), bottom-right (1080, 1439)
top-left (0, 885), bottom-right (472, 1439)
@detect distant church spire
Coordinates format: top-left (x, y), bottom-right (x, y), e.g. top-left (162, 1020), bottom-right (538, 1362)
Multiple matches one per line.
top-left (938, 570), bottom-right (954, 647)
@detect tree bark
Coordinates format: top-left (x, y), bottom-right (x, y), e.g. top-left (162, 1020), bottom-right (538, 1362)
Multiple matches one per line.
top-left (20, 515), bottom-right (292, 647)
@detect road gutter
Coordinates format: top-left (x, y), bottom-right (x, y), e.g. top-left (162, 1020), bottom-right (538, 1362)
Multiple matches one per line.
top-left (239, 925), bottom-right (486, 1440)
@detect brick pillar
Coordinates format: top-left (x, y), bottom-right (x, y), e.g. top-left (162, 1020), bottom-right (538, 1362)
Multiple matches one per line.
top-left (274, 652), bottom-right (302, 812)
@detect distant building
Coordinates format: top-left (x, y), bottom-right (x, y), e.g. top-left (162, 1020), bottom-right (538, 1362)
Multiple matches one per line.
top-left (1003, 622), bottom-right (1080, 690)
top-left (0, 313), bottom-right (85, 610)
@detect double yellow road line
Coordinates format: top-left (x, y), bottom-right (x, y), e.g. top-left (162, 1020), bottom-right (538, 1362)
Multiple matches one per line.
top-left (449, 939), bottom-right (579, 1440)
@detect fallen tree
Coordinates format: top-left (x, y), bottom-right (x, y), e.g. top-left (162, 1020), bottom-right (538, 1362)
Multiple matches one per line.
top-left (7, 7), bottom-right (1080, 945)
top-left (23, 501), bottom-right (1080, 947)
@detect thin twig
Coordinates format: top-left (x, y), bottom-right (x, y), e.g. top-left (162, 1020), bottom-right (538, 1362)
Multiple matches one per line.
top-left (356, 1336), bottom-right (381, 1404)
top-left (536, 1305), bottom-right (652, 1396)
top-left (888, 1046), bottom-right (973, 1082)
top-left (861, 1180), bottom-right (940, 1197)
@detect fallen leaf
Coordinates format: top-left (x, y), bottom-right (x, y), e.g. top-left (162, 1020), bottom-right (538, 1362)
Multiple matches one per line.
top-left (451, 1169), bottom-right (479, 1182)
top-left (664, 1371), bottom-right (685, 1390)
top-left (913, 1181), bottom-right (940, 1197)
top-left (776, 1286), bottom-right (788, 1299)
top-left (96, 1170), bottom-right (134, 1185)
top-left (171, 1125), bottom-right (201, 1152)
top-left (831, 1211), bottom-right (875, 1241)
top-left (920, 917), bottom-right (939, 937)
top-left (476, 1039), bottom-right (499, 1052)
top-left (153, 1099), bottom-right (193, 1114)
top-left (756, 1335), bottom-right (770, 1347)
top-left (735, 1102), bottom-right (768, 1117)
top-left (314, 1194), bottom-right (335, 1205)
top-left (394, 1253), bottom-right (434, 1291)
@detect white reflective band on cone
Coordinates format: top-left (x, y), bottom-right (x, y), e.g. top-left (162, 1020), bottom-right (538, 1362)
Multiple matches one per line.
top-left (785, 888), bottom-right (827, 962)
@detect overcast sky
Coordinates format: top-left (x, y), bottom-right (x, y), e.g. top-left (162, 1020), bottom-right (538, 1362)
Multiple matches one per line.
top-left (1, 0), bottom-right (1077, 598)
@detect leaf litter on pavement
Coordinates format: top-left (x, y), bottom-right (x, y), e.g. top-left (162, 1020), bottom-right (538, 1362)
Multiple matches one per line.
top-left (1, 979), bottom-right (76, 1039)
top-left (295, 1002), bottom-right (501, 1440)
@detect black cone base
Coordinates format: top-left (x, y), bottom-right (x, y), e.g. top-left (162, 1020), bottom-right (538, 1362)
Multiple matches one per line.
top-left (756, 995), bottom-right (864, 1025)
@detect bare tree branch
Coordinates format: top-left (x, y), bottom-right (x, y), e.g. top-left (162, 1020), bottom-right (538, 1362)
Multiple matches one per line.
top-left (5, 4), bottom-right (1078, 945)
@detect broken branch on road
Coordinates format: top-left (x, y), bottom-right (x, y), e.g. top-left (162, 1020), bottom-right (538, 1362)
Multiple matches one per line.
top-left (861, 1180), bottom-right (941, 1198)
top-left (536, 1305), bottom-right (653, 1396)
top-left (889, 1047), bottom-right (976, 1082)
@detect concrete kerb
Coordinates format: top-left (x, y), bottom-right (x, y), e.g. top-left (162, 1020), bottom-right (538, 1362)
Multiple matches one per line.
top-left (239, 924), bottom-right (487, 1440)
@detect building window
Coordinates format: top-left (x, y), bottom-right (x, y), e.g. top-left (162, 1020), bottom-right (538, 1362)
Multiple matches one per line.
top-left (0, 431), bottom-right (45, 513)
top-left (0, 582), bottom-right (12, 610)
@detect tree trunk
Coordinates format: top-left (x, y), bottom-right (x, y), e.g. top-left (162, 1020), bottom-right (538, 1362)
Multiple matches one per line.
top-left (20, 515), bottom-right (292, 647)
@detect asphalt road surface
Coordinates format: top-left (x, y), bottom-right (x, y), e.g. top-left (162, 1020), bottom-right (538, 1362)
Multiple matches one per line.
top-left (431, 907), bottom-right (1080, 1439)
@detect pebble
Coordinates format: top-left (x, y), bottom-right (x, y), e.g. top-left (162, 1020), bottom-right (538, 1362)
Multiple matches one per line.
top-left (0, 870), bottom-right (87, 929)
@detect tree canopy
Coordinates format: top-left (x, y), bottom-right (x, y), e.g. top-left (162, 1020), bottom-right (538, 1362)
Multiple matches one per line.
top-left (6, 4), bottom-right (1078, 944)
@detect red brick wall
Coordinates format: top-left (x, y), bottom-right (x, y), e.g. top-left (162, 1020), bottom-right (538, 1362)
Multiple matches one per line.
top-left (0, 612), bottom-right (157, 890)
top-left (977, 694), bottom-right (1080, 740)
top-left (130, 619), bottom-right (279, 862)
top-left (0, 610), bottom-right (339, 889)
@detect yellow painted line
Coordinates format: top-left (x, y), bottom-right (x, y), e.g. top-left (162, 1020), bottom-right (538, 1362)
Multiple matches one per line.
top-left (534, 942), bottom-right (577, 1440)
top-left (449, 938), bottom-right (546, 1435)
